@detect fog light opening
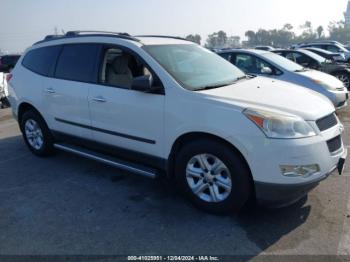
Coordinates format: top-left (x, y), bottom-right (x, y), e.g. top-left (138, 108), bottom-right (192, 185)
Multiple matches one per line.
top-left (280, 164), bottom-right (320, 178)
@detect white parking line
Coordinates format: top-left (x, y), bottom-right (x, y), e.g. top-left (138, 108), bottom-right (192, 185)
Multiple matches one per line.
top-left (337, 196), bottom-right (350, 255)
top-left (338, 143), bottom-right (350, 253)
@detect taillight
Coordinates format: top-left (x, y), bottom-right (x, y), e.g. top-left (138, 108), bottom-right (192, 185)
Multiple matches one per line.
top-left (6, 73), bottom-right (12, 82)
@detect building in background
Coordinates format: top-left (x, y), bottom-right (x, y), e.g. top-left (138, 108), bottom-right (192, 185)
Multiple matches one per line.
top-left (345, 1), bottom-right (350, 26)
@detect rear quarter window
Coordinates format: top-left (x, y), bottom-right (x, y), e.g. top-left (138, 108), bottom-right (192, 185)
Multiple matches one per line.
top-left (22, 46), bottom-right (61, 76)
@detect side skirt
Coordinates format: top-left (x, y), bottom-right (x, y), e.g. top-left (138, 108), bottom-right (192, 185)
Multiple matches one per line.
top-left (51, 131), bottom-right (168, 174)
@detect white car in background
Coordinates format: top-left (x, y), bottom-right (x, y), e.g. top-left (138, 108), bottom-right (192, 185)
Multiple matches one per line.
top-left (7, 31), bottom-right (347, 213)
top-left (0, 73), bottom-right (10, 108)
top-left (217, 49), bottom-right (349, 109)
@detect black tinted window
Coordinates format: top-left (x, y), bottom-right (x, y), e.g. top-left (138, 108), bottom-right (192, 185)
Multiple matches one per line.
top-left (3, 56), bottom-right (19, 65)
top-left (55, 44), bottom-right (99, 82)
top-left (22, 46), bottom-right (61, 76)
top-left (219, 53), bottom-right (232, 62)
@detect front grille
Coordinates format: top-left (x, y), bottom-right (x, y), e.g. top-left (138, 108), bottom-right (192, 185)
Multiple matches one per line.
top-left (316, 113), bottom-right (338, 132)
top-left (327, 135), bottom-right (342, 153)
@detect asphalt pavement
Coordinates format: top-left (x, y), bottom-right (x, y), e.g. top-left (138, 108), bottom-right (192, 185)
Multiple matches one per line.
top-left (0, 107), bottom-right (350, 260)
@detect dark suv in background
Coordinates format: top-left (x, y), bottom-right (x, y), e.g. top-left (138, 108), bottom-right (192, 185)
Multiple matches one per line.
top-left (297, 43), bottom-right (350, 63)
top-left (0, 55), bottom-right (21, 72)
top-left (302, 47), bottom-right (346, 62)
top-left (273, 49), bottom-right (350, 89)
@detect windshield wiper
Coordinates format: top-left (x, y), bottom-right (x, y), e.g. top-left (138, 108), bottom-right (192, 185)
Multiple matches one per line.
top-left (235, 75), bottom-right (249, 81)
top-left (294, 68), bottom-right (309, 72)
top-left (195, 75), bottom-right (252, 91)
top-left (246, 74), bottom-right (257, 79)
top-left (195, 83), bottom-right (233, 91)
top-left (195, 76), bottom-right (251, 91)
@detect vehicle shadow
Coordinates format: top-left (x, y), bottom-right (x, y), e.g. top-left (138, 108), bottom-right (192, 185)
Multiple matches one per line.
top-left (237, 196), bottom-right (310, 253)
top-left (0, 134), bottom-right (312, 256)
top-left (158, 177), bottom-right (311, 255)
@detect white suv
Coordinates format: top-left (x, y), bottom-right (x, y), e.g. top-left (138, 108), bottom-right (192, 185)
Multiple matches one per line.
top-left (7, 31), bottom-right (347, 213)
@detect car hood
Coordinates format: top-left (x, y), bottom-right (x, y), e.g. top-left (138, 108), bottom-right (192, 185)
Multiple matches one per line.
top-left (199, 76), bottom-right (334, 121)
top-left (297, 69), bottom-right (344, 89)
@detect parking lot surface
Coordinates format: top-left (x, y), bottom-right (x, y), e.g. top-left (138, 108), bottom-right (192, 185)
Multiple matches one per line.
top-left (0, 107), bottom-right (350, 258)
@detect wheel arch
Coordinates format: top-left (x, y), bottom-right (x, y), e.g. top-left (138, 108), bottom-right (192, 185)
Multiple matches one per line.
top-left (167, 132), bottom-right (254, 184)
top-left (17, 102), bottom-right (42, 129)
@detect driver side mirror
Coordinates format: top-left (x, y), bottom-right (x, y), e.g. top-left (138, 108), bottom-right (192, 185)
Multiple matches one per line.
top-left (131, 75), bottom-right (153, 92)
top-left (131, 75), bottom-right (163, 94)
top-left (261, 66), bottom-right (273, 75)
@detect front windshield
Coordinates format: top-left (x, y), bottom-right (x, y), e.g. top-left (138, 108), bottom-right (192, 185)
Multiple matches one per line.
top-left (307, 48), bottom-right (332, 55)
top-left (143, 44), bottom-right (246, 91)
top-left (262, 52), bottom-right (303, 72)
top-left (299, 50), bottom-right (326, 63)
top-left (336, 44), bottom-right (348, 52)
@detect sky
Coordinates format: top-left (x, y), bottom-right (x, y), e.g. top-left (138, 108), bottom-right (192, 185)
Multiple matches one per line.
top-left (0, 0), bottom-right (349, 53)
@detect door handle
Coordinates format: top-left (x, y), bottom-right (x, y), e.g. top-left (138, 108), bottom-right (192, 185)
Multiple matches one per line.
top-left (45, 87), bottom-right (55, 94)
top-left (92, 96), bottom-right (107, 103)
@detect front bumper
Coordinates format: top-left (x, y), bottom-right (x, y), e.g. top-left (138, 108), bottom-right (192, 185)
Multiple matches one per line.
top-left (255, 153), bottom-right (345, 208)
top-left (255, 176), bottom-right (325, 207)
top-left (228, 121), bottom-right (346, 207)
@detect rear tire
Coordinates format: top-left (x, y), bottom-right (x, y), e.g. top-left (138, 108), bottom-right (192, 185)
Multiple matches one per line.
top-left (175, 139), bottom-right (252, 214)
top-left (334, 72), bottom-right (350, 90)
top-left (20, 110), bottom-right (55, 156)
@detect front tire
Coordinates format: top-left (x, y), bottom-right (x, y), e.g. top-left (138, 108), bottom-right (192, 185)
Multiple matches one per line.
top-left (20, 110), bottom-right (54, 156)
top-left (175, 139), bottom-right (252, 214)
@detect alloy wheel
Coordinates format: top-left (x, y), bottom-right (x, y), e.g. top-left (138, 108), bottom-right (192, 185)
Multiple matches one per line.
top-left (24, 119), bottom-right (44, 150)
top-left (186, 154), bottom-right (232, 203)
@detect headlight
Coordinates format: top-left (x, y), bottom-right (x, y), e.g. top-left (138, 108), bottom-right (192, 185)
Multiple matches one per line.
top-left (244, 108), bottom-right (316, 139)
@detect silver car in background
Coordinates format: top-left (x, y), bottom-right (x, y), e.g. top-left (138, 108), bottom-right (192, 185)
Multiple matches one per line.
top-left (217, 49), bottom-right (349, 109)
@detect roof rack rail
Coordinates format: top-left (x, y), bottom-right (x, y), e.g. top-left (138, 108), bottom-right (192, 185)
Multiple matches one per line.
top-left (34, 30), bottom-right (140, 45)
top-left (64, 30), bottom-right (140, 42)
top-left (65, 30), bottom-right (131, 37)
top-left (44, 35), bottom-right (64, 40)
top-left (135, 35), bottom-right (190, 41)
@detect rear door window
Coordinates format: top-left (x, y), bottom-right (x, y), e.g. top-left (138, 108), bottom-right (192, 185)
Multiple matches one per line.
top-left (234, 54), bottom-right (272, 74)
top-left (285, 52), bottom-right (297, 62)
top-left (219, 53), bottom-right (233, 62)
top-left (293, 52), bottom-right (313, 66)
top-left (22, 46), bottom-right (61, 76)
top-left (234, 54), bottom-right (255, 73)
top-left (55, 44), bottom-right (100, 83)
